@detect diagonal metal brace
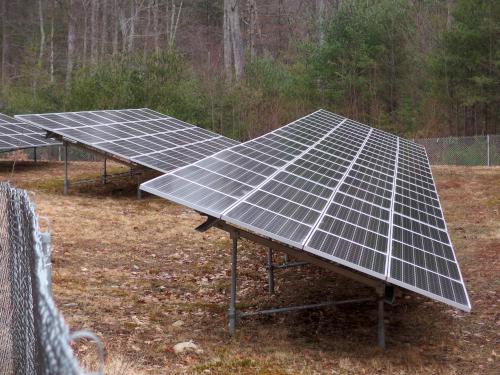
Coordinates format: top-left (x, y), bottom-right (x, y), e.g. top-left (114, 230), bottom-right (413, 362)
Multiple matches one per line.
top-left (239, 297), bottom-right (376, 318)
top-left (195, 215), bottom-right (220, 232)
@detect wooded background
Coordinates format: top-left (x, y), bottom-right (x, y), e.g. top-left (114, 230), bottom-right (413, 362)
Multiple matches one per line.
top-left (0, 0), bottom-right (498, 139)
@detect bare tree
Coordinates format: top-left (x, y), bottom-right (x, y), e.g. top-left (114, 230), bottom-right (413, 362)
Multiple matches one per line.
top-left (152, 0), bottom-right (159, 53)
top-left (119, 4), bottom-right (127, 51)
top-left (82, 0), bottom-right (90, 66)
top-left (446, 0), bottom-right (454, 30)
top-left (128, 0), bottom-right (136, 52)
top-left (112, 0), bottom-right (119, 56)
top-left (49, 0), bottom-right (54, 82)
top-left (100, 0), bottom-right (108, 59)
top-left (166, 0), bottom-right (183, 50)
top-left (230, 0), bottom-right (244, 80)
top-left (317, 0), bottom-right (325, 45)
top-left (1, 0), bottom-right (7, 84)
top-left (223, 0), bottom-right (232, 81)
top-left (90, 0), bottom-right (99, 64)
top-left (144, 0), bottom-right (151, 58)
top-left (38, 0), bottom-right (46, 69)
top-left (66, 0), bottom-right (77, 87)
top-left (224, 0), bottom-right (244, 81)
top-left (247, 0), bottom-right (260, 61)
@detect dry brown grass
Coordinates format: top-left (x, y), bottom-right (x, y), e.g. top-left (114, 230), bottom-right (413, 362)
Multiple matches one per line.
top-left (1, 160), bottom-right (499, 374)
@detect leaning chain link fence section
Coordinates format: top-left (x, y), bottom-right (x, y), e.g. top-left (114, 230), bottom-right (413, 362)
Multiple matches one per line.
top-left (415, 134), bottom-right (499, 166)
top-left (0, 182), bottom-right (103, 375)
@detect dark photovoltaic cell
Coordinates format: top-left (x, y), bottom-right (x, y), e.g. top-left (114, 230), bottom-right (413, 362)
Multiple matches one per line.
top-left (0, 113), bottom-right (61, 152)
top-left (387, 139), bottom-right (469, 308)
top-left (16, 109), bottom-right (238, 173)
top-left (141, 109), bottom-right (470, 312)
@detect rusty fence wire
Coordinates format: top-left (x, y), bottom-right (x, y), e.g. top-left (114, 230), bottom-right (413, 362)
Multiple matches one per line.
top-left (415, 134), bottom-right (499, 166)
top-left (0, 182), bottom-right (102, 375)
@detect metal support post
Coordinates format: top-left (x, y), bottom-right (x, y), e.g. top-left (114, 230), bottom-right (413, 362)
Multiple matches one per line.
top-left (33, 147), bottom-right (37, 163)
top-left (103, 157), bottom-right (107, 184)
top-left (39, 218), bottom-right (52, 293)
top-left (377, 288), bottom-right (386, 349)
top-left (487, 134), bottom-right (490, 166)
top-left (136, 173), bottom-right (143, 200)
top-left (63, 143), bottom-right (69, 195)
top-left (284, 253), bottom-right (289, 264)
top-left (267, 248), bottom-right (274, 294)
top-left (228, 232), bottom-right (238, 334)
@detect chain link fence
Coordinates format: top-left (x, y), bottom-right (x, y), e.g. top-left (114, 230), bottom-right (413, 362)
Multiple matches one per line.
top-left (415, 134), bottom-right (500, 166)
top-left (0, 145), bottom-right (102, 162)
top-left (0, 135), bottom-right (499, 166)
top-left (0, 182), bottom-right (102, 375)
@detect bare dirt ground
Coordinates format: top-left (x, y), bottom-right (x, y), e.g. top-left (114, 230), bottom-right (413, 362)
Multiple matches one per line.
top-left (1, 160), bottom-right (499, 374)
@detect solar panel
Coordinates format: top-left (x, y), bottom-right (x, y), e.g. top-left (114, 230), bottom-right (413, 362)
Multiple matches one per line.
top-left (16, 109), bottom-right (239, 173)
top-left (0, 113), bottom-right (61, 152)
top-left (141, 109), bottom-right (471, 312)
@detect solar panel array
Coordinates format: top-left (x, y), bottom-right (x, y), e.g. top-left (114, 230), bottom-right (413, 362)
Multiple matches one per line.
top-left (0, 113), bottom-right (61, 152)
top-left (16, 109), bottom-right (238, 173)
top-left (141, 109), bottom-right (470, 311)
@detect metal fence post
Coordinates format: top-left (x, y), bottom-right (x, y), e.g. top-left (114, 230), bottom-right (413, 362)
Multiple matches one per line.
top-left (228, 232), bottom-right (238, 334)
top-left (377, 288), bottom-right (386, 349)
top-left (40, 227), bottom-right (52, 293)
top-left (63, 143), bottom-right (69, 195)
top-left (267, 248), bottom-right (274, 294)
top-left (487, 134), bottom-right (490, 166)
top-left (103, 157), bottom-right (107, 184)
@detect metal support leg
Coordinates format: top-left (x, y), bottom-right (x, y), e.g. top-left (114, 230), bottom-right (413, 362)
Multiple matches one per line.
top-left (228, 232), bottom-right (238, 334)
top-left (377, 290), bottom-right (386, 349)
top-left (267, 248), bottom-right (274, 294)
top-left (103, 157), bottom-right (107, 184)
top-left (284, 253), bottom-right (289, 264)
top-left (63, 143), bottom-right (69, 195)
top-left (33, 147), bottom-right (37, 163)
top-left (137, 185), bottom-right (142, 200)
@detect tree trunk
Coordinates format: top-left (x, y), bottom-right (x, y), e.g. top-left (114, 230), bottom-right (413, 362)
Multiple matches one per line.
top-left (49, 0), bottom-right (55, 82)
top-left (223, 0), bottom-right (232, 81)
top-left (248, 0), bottom-right (258, 61)
top-left (153, 0), bottom-right (159, 53)
top-left (229, 0), bottom-right (244, 80)
top-left (166, 1), bottom-right (183, 50)
top-left (317, 0), bottom-right (325, 45)
top-left (144, 0), bottom-right (151, 59)
top-left (112, 0), bottom-right (119, 55)
top-left (172, 1), bottom-right (183, 49)
top-left (128, 0), bottom-right (135, 52)
top-left (38, 0), bottom-right (45, 69)
top-left (82, 0), bottom-right (89, 67)
top-left (66, 0), bottom-right (77, 88)
top-left (101, 0), bottom-right (108, 59)
top-left (1, 0), bottom-right (7, 85)
top-left (446, 0), bottom-right (454, 30)
top-left (90, 0), bottom-right (99, 65)
top-left (120, 5), bottom-right (127, 52)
